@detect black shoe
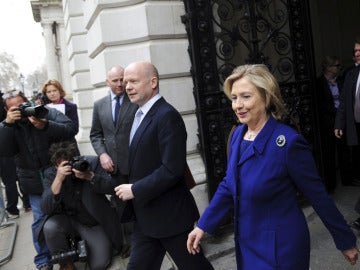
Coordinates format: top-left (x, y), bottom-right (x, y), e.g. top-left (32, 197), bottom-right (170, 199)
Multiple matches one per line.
top-left (350, 217), bottom-right (360, 230)
top-left (6, 211), bottom-right (19, 220)
top-left (120, 244), bottom-right (131, 259)
top-left (38, 264), bottom-right (53, 270)
top-left (344, 179), bottom-right (360, 187)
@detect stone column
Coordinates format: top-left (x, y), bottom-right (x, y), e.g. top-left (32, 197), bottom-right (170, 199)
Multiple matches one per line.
top-left (56, 21), bottom-right (71, 94)
top-left (42, 22), bottom-right (59, 79)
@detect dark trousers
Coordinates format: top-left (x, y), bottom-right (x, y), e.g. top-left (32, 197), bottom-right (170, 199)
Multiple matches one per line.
top-left (353, 124), bottom-right (360, 216)
top-left (0, 157), bottom-right (19, 214)
top-left (352, 123), bottom-right (360, 180)
top-left (319, 129), bottom-right (337, 192)
top-left (111, 174), bottom-right (133, 246)
top-left (127, 223), bottom-right (214, 270)
top-left (43, 215), bottom-right (112, 270)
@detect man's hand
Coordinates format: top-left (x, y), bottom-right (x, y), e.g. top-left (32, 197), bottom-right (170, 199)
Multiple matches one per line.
top-left (56, 160), bottom-right (72, 181)
top-left (115, 184), bottom-right (134, 201)
top-left (100, 153), bottom-right (114, 173)
top-left (28, 116), bottom-right (48, 129)
top-left (52, 160), bottom-right (72, 194)
top-left (5, 106), bottom-right (21, 124)
top-left (334, 129), bottom-right (343, 139)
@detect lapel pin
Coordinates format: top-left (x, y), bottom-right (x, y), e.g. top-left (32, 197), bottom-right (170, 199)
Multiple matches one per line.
top-left (276, 135), bottom-right (286, 147)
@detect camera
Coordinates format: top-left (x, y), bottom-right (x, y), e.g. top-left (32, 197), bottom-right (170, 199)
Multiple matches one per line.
top-left (51, 239), bottom-right (87, 264)
top-left (67, 156), bottom-right (90, 172)
top-left (18, 102), bottom-right (48, 118)
top-left (34, 93), bottom-right (50, 105)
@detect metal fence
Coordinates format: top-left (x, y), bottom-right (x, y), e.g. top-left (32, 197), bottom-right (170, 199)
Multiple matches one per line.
top-left (0, 178), bottom-right (18, 265)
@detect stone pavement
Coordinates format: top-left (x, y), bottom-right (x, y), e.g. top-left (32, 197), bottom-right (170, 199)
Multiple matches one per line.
top-left (0, 185), bottom-right (359, 270)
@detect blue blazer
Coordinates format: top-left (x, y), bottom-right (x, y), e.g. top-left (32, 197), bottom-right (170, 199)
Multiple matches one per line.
top-left (197, 117), bottom-right (356, 270)
top-left (126, 97), bottom-right (199, 238)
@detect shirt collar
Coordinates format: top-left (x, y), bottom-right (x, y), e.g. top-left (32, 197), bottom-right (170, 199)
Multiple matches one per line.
top-left (139, 93), bottom-right (162, 115)
top-left (110, 92), bottom-right (124, 102)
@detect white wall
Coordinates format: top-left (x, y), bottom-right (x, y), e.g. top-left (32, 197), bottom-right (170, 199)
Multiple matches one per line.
top-left (62, 0), bottom-right (210, 213)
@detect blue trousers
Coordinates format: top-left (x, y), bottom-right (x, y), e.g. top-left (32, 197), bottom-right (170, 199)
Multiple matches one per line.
top-left (29, 194), bottom-right (52, 268)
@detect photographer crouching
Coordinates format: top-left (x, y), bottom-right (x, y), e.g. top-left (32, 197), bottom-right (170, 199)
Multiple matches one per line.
top-left (40, 141), bottom-right (123, 270)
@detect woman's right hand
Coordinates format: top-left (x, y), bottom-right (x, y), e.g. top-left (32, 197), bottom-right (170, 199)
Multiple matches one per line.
top-left (342, 247), bottom-right (358, 265)
top-left (187, 227), bottom-right (205, 254)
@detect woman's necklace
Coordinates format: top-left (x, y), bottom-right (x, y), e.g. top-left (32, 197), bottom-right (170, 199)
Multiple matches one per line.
top-left (245, 131), bottom-right (258, 140)
top-left (246, 132), bottom-right (255, 140)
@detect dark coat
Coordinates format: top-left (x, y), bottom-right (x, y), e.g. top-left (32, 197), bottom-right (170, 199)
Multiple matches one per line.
top-left (125, 97), bottom-right (199, 238)
top-left (62, 98), bottom-right (79, 134)
top-left (40, 156), bottom-right (122, 251)
top-left (197, 117), bottom-right (356, 270)
top-left (335, 66), bottom-right (360, 145)
top-left (316, 74), bottom-right (343, 131)
top-left (90, 93), bottom-right (137, 176)
top-left (0, 107), bottom-right (77, 194)
top-left (0, 95), bottom-right (5, 122)
top-left (61, 98), bottom-right (79, 154)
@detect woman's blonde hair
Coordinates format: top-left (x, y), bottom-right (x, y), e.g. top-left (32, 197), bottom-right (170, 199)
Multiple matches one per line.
top-left (41, 79), bottom-right (66, 98)
top-left (223, 64), bottom-right (288, 122)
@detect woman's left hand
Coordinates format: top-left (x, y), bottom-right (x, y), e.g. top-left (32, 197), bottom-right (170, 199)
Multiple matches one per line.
top-left (342, 247), bottom-right (359, 265)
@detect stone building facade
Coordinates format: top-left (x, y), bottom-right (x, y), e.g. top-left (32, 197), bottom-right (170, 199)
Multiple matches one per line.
top-left (31, 0), bottom-right (211, 212)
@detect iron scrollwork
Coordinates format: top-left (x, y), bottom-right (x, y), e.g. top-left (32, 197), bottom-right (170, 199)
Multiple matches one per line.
top-left (182, 0), bottom-right (318, 198)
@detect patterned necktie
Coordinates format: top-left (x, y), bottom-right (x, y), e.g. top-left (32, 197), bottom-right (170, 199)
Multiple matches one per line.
top-left (129, 109), bottom-right (143, 144)
top-left (114, 95), bottom-right (121, 125)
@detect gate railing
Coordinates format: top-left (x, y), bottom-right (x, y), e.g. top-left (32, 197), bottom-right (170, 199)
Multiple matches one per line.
top-left (0, 178), bottom-right (18, 265)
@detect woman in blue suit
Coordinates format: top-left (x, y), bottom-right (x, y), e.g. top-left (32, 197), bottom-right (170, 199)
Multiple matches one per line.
top-left (187, 64), bottom-right (359, 269)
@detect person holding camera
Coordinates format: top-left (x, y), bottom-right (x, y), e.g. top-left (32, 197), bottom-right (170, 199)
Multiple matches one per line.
top-left (0, 89), bottom-right (78, 270)
top-left (40, 141), bottom-right (123, 270)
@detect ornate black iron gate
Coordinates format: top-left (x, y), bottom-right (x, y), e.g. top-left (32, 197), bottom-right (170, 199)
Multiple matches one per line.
top-left (182, 0), bottom-right (320, 198)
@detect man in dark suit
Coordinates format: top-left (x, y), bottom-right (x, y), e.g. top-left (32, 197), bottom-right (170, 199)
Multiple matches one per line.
top-left (115, 61), bottom-right (214, 270)
top-left (316, 56), bottom-right (352, 192)
top-left (90, 65), bottom-right (137, 256)
top-left (335, 37), bottom-right (360, 230)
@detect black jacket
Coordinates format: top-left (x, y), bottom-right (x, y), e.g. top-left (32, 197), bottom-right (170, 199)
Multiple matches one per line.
top-left (40, 156), bottom-right (122, 251)
top-left (335, 66), bottom-right (360, 145)
top-left (0, 107), bottom-right (77, 194)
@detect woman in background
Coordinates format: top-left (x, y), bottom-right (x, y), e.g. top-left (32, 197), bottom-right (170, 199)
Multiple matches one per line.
top-left (41, 79), bottom-right (79, 152)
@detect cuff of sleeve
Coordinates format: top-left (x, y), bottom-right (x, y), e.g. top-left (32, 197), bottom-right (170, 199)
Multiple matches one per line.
top-left (54, 194), bottom-right (61, 201)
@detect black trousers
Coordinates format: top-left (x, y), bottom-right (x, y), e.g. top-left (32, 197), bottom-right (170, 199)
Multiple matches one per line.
top-left (0, 157), bottom-right (19, 214)
top-left (127, 223), bottom-right (214, 270)
top-left (351, 123), bottom-right (360, 180)
top-left (43, 214), bottom-right (112, 270)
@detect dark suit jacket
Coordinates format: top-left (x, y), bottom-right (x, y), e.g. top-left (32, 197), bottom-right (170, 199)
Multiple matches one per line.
top-left (316, 75), bottom-right (342, 131)
top-left (62, 98), bottom-right (79, 153)
top-left (63, 98), bottom-right (79, 134)
top-left (127, 97), bottom-right (199, 238)
top-left (335, 66), bottom-right (360, 145)
top-left (40, 156), bottom-right (122, 251)
top-left (90, 93), bottom-right (137, 176)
